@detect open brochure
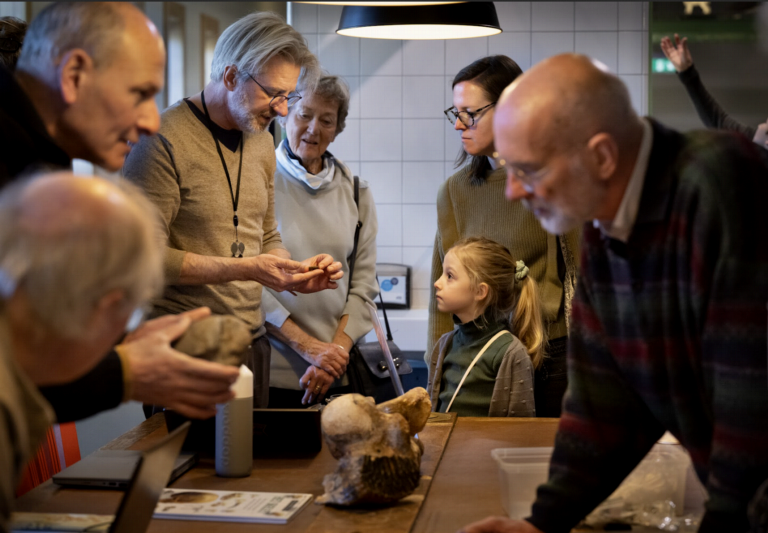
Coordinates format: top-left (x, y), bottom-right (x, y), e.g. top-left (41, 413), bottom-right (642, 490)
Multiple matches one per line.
top-left (153, 489), bottom-right (313, 524)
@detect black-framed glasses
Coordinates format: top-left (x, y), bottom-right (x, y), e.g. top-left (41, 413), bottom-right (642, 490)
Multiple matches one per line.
top-left (444, 102), bottom-right (495, 127)
top-left (245, 72), bottom-right (302, 108)
top-left (0, 37), bottom-right (21, 53)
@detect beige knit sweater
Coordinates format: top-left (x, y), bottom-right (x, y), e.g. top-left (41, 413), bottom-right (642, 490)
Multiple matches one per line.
top-left (426, 165), bottom-right (580, 359)
top-left (123, 101), bottom-right (285, 330)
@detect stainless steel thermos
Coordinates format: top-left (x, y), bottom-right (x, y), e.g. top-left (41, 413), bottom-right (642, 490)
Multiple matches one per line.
top-left (215, 364), bottom-right (253, 477)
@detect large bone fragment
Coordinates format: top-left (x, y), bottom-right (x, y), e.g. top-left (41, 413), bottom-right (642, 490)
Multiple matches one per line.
top-left (377, 388), bottom-right (431, 435)
top-left (316, 388), bottom-right (431, 506)
top-left (172, 314), bottom-right (251, 367)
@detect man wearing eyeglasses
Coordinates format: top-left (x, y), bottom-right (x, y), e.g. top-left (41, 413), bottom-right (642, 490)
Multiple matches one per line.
top-left (0, 171), bottom-right (169, 533)
top-left (0, 3), bottom-right (249, 428)
top-left (124, 12), bottom-right (342, 408)
top-left (460, 53), bottom-right (768, 533)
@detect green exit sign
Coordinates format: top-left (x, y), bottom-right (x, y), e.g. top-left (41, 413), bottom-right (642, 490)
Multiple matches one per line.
top-left (653, 59), bottom-right (677, 73)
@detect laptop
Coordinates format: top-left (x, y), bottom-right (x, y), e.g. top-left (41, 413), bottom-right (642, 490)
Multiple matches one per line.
top-left (11, 421), bottom-right (191, 533)
top-left (52, 450), bottom-right (196, 489)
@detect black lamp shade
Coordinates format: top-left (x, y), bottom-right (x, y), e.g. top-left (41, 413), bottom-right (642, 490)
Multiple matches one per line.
top-left (337, 2), bottom-right (502, 40)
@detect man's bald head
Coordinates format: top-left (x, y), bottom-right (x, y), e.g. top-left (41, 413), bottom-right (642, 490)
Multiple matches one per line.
top-left (0, 172), bottom-right (164, 339)
top-left (494, 54), bottom-right (645, 235)
top-left (18, 172), bottom-right (139, 236)
top-left (497, 53), bottom-right (640, 157)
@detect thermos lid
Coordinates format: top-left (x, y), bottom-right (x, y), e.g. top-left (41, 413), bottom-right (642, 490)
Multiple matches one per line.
top-left (231, 364), bottom-right (253, 399)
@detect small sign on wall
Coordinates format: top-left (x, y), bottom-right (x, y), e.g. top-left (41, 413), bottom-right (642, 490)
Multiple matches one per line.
top-left (376, 263), bottom-right (410, 309)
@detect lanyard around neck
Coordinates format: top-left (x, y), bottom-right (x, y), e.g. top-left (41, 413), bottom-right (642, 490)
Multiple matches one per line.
top-left (200, 89), bottom-right (245, 257)
top-left (200, 89), bottom-right (243, 225)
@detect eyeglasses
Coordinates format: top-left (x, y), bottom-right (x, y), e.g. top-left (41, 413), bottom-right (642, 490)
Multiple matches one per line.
top-left (124, 304), bottom-right (150, 333)
top-left (444, 102), bottom-right (495, 127)
top-left (246, 72), bottom-right (302, 108)
top-left (507, 165), bottom-right (551, 193)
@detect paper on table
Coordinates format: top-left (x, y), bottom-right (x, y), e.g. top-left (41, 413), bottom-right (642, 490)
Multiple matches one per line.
top-left (10, 512), bottom-right (113, 532)
top-left (153, 489), bottom-right (312, 524)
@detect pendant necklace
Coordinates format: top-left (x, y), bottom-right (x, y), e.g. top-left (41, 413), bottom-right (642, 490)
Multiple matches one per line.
top-left (200, 89), bottom-right (245, 258)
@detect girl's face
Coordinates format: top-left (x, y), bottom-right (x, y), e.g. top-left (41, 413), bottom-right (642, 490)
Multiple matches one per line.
top-left (434, 250), bottom-right (486, 324)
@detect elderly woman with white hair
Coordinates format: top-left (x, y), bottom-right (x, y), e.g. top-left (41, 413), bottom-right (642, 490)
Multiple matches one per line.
top-left (263, 75), bottom-right (378, 407)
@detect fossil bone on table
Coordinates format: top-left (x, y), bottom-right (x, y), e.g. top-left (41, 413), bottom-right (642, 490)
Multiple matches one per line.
top-left (317, 388), bottom-right (432, 506)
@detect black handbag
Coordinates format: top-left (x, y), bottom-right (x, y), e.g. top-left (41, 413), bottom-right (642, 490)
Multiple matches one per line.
top-left (345, 176), bottom-right (412, 403)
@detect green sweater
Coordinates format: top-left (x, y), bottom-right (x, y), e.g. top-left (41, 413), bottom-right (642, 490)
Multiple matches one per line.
top-left (427, 166), bottom-right (580, 359)
top-left (437, 316), bottom-right (514, 416)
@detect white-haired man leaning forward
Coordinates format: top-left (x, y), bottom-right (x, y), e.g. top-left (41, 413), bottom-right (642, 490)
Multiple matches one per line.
top-left (0, 172), bottom-right (171, 532)
top-left (1, 1), bottom-right (243, 425)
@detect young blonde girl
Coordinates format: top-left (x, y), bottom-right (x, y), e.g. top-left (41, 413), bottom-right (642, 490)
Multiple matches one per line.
top-left (426, 236), bottom-right (546, 417)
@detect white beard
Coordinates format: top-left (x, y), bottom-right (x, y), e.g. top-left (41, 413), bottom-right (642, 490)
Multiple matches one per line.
top-left (521, 155), bottom-right (597, 235)
top-left (538, 214), bottom-right (581, 235)
top-left (230, 85), bottom-right (269, 133)
top-left (522, 199), bottom-right (581, 235)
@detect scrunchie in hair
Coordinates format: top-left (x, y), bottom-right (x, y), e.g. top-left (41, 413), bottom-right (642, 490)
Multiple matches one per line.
top-left (515, 260), bottom-right (529, 281)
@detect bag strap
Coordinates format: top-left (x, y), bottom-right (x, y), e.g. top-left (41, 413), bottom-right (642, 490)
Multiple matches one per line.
top-left (377, 290), bottom-right (393, 341)
top-left (346, 176), bottom-right (393, 342)
top-left (445, 330), bottom-right (512, 413)
top-left (346, 176), bottom-right (362, 299)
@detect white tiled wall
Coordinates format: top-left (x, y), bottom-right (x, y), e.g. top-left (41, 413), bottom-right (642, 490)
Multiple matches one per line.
top-left (288, 2), bottom-right (649, 312)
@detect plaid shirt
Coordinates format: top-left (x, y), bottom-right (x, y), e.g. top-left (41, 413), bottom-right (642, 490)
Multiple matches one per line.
top-left (528, 120), bottom-right (768, 533)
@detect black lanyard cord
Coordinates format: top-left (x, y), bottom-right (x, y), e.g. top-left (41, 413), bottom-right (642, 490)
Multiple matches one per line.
top-left (200, 89), bottom-right (243, 224)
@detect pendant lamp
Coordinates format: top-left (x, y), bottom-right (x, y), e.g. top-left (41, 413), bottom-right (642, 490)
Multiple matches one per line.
top-left (336, 2), bottom-right (501, 40)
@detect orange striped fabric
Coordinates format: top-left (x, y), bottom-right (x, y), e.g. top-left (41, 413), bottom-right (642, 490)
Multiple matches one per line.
top-left (16, 422), bottom-right (80, 496)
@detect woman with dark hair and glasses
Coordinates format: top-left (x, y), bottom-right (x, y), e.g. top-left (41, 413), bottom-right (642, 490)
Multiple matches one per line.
top-left (0, 17), bottom-right (27, 71)
top-left (427, 55), bottom-right (581, 417)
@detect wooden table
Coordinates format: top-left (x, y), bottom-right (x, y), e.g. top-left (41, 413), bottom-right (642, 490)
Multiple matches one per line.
top-left (413, 417), bottom-right (559, 532)
top-left (15, 416), bottom-right (562, 533)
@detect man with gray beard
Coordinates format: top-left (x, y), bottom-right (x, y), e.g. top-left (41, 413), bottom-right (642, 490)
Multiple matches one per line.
top-left (123, 12), bottom-right (341, 408)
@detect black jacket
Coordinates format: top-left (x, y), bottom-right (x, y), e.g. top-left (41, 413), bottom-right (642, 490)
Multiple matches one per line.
top-left (0, 65), bottom-right (124, 422)
top-left (0, 65), bottom-right (70, 185)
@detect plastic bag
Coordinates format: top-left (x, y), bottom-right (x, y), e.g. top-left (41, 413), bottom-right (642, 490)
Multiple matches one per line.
top-left (581, 439), bottom-right (706, 531)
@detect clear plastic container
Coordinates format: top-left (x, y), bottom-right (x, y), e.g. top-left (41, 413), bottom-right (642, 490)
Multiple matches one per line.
top-left (491, 447), bottom-right (553, 519)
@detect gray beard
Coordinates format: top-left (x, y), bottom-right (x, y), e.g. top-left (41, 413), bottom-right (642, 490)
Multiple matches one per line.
top-left (522, 198), bottom-right (581, 235)
top-left (231, 87), bottom-right (268, 133)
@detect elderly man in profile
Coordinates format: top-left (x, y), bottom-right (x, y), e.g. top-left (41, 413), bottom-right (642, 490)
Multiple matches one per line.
top-left (460, 53), bottom-right (768, 533)
top-left (0, 3), bottom-right (332, 422)
top-left (0, 2), bottom-right (245, 422)
top-left (124, 12), bottom-right (342, 408)
top-left (0, 172), bottom-right (169, 532)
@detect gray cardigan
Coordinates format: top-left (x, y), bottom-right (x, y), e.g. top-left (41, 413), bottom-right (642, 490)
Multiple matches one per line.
top-left (426, 330), bottom-right (536, 417)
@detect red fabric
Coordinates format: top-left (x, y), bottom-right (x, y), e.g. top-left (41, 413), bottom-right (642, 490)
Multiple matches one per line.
top-left (15, 423), bottom-right (80, 497)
